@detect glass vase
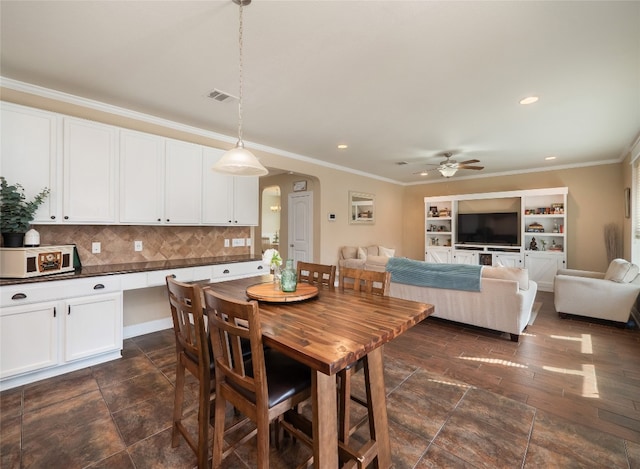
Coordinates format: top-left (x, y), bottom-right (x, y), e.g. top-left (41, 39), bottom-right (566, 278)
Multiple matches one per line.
top-left (280, 259), bottom-right (297, 292)
top-left (272, 264), bottom-right (282, 290)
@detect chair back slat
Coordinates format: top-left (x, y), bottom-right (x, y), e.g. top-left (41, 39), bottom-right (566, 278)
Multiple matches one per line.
top-left (203, 288), bottom-right (267, 402)
top-left (338, 267), bottom-right (391, 296)
top-left (166, 275), bottom-right (209, 369)
top-left (297, 261), bottom-right (337, 288)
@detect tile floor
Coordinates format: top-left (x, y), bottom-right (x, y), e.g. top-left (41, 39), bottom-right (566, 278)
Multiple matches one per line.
top-left (2, 294), bottom-right (640, 468)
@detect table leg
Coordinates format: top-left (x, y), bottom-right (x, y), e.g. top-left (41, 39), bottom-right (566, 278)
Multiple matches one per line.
top-left (365, 347), bottom-right (391, 468)
top-left (312, 370), bottom-right (339, 468)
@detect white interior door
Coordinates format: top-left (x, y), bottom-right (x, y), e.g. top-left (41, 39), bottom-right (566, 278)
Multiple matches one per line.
top-left (288, 192), bottom-right (313, 264)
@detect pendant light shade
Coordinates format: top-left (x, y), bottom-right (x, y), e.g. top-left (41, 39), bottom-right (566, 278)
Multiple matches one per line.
top-left (214, 144), bottom-right (268, 176)
top-left (438, 167), bottom-right (457, 178)
top-left (212, 0), bottom-right (268, 177)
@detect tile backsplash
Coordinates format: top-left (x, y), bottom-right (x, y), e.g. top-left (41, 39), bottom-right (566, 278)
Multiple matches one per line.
top-left (32, 225), bottom-right (252, 266)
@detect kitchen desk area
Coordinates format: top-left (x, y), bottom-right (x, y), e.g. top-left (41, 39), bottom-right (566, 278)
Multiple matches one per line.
top-left (0, 255), bottom-right (263, 390)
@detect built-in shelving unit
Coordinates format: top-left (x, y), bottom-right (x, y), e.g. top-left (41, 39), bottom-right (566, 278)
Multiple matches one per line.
top-left (425, 187), bottom-right (568, 291)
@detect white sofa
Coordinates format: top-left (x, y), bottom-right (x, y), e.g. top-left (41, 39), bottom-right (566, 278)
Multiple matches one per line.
top-left (338, 247), bottom-right (537, 342)
top-left (554, 258), bottom-right (640, 324)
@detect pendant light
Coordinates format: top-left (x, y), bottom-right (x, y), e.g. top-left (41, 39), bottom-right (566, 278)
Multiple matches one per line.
top-left (212, 0), bottom-right (268, 176)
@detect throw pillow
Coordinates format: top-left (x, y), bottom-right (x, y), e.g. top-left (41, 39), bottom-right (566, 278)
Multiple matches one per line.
top-left (482, 266), bottom-right (530, 290)
top-left (604, 258), bottom-right (639, 283)
top-left (357, 246), bottom-right (368, 261)
top-left (365, 255), bottom-right (389, 272)
top-left (379, 246), bottom-right (395, 257)
top-left (341, 246), bottom-right (357, 260)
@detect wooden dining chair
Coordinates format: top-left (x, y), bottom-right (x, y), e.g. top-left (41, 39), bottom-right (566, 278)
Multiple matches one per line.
top-left (337, 267), bottom-right (391, 454)
top-left (296, 261), bottom-right (336, 288)
top-left (165, 275), bottom-right (214, 469)
top-left (203, 287), bottom-right (312, 469)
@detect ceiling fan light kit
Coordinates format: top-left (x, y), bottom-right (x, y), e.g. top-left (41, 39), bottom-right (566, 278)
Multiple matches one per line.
top-left (212, 0), bottom-right (268, 177)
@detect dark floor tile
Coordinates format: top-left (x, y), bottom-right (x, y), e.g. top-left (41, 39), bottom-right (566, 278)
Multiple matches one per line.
top-left (146, 344), bottom-right (176, 369)
top-left (0, 387), bottom-right (22, 421)
top-left (627, 440), bottom-right (640, 468)
top-left (385, 368), bottom-right (468, 440)
top-left (0, 414), bottom-right (21, 469)
top-left (434, 411), bottom-right (529, 469)
top-left (133, 329), bottom-right (176, 354)
top-left (112, 390), bottom-right (174, 446)
top-left (386, 419), bottom-right (429, 469)
top-left (416, 443), bottom-right (478, 469)
top-left (454, 387), bottom-right (535, 438)
top-left (22, 415), bottom-right (124, 469)
top-left (100, 371), bottom-right (173, 413)
top-left (530, 410), bottom-right (628, 467)
top-left (92, 355), bottom-right (158, 389)
top-left (88, 450), bottom-right (136, 468)
top-left (127, 427), bottom-right (197, 469)
top-left (23, 367), bottom-right (98, 412)
top-left (120, 338), bottom-right (145, 359)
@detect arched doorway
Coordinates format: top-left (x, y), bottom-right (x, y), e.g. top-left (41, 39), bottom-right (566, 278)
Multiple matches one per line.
top-left (261, 185), bottom-right (281, 253)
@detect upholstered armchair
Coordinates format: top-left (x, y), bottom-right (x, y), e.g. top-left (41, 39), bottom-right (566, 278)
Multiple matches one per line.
top-left (554, 259), bottom-right (640, 324)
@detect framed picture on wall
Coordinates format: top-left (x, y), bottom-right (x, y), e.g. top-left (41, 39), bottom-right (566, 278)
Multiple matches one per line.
top-left (293, 180), bottom-right (307, 192)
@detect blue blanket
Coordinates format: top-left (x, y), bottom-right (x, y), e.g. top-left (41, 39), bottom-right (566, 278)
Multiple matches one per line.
top-left (385, 257), bottom-right (482, 292)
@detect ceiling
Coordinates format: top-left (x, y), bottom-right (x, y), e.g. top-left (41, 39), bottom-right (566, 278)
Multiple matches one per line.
top-left (1, 1), bottom-right (639, 184)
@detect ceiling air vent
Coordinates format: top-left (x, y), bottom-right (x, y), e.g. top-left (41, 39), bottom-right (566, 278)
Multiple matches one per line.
top-left (207, 89), bottom-right (238, 102)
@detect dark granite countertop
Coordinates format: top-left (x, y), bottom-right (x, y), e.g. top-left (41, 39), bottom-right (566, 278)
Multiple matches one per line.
top-left (0, 254), bottom-right (262, 287)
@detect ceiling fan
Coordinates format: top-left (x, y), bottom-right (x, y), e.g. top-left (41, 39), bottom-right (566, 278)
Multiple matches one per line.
top-left (414, 151), bottom-right (485, 178)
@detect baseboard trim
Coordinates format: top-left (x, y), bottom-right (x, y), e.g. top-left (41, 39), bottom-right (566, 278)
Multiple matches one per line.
top-left (124, 318), bottom-right (173, 339)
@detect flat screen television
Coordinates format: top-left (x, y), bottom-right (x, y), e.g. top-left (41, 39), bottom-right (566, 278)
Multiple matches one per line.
top-left (456, 212), bottom-right (519, 246)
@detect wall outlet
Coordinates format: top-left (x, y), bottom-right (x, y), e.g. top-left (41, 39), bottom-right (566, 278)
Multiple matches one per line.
top-left (232, 238), bottom-right (245, 247)
top-left (246, 238), bottom-right (252, 246)
top-left (92, 242), bottom-right (101, 254)
top-left (224, 239), bottom-right (230, 248)
top-left (134, 240), bottom-right (143, 252)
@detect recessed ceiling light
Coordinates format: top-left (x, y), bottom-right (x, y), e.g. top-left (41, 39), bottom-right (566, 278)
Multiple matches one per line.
top-left (337, 144), bottom-right (348, 149)
top-left (545, 156), bottom-right (557, 160)
top-left (519, 96), bottom-right (539, 105)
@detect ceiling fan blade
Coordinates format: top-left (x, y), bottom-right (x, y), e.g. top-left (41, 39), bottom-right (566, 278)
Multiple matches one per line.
top-left (459, 165), bottom-right (484, 170)
top-left (459, 159), bottom-right (480, 165)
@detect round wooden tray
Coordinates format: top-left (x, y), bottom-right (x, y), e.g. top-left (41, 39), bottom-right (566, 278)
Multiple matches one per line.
top-left (246, 282), bottom-right (319, 302)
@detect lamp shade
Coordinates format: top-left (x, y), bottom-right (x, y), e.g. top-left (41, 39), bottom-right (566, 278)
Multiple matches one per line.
top-left (212, 145), bottom-right (268, 176)
top-left (439, 167), bottom-right (457, 178)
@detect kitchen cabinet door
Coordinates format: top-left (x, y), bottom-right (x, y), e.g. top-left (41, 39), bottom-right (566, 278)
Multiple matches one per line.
top-left (202, 147), bottom-right (259, 225)
top-left (1, 102), bottom-right (60, 223)
top-left (64, 292), bottom-right (122, 362)
top-left (164, 139), bottom-right (202, 224)
top-left (63, 117), bottom-right (118, 223)
top-left (119, 129), bottom-right (165, 223)
top-left (0, 301), bottom-right (59, 379)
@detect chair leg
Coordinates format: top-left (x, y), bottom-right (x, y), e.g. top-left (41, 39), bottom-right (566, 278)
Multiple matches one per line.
top-left (172, 361), bottom-right (186, 447)
top-left (212, 393), bottom-right (227, 469)
top-left (256, 412), bottom-right (270, 469)
top-left (338, 367), bottom-right (353, 444)
top-left (196, 376), bottom-right (210, 469)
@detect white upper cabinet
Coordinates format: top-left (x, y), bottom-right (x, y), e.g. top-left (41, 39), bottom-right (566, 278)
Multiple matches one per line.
top-left (164, 138), bottom-right (202, 224)
top-left (1, 102), bottom-right (60, 223)
top-left (119, 130), bottom-right (165, 223)
top-left (202, 147), bottom-right (258, 225)
top-left (63, 117), bottom-right (118, 223)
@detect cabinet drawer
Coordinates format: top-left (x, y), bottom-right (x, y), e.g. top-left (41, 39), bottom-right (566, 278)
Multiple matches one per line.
top-left (212, 261), bottom-right (265, 280)
top-left (1, 276), bottom-right (121, 307)
top-left (147, 267), bottom-right (194, 287)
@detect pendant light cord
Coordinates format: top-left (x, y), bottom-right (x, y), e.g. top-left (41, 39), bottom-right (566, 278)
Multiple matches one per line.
top-left (237, 2), bottom-right (245, 146)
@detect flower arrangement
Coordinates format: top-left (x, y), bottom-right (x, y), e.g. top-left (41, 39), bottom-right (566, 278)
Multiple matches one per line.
top-left (262, 248), bottom-right (282, 270)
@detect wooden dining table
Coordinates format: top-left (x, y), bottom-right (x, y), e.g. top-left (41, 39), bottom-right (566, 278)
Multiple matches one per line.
top-left (203, 274), bottom-right (434, 468)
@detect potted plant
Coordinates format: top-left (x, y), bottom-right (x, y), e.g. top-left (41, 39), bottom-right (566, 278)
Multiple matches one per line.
top-left (0, 177), bottom-right (50, 247)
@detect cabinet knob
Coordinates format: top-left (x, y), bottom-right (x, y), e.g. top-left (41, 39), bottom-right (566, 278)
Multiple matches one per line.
top-left (64, 216), bottom-right (69, 220)
top-left (11, 293), bottom-right (27, 300)
top-left (157, 218), bottom-right (161, 222)
top-left (166, 219), bottom-right (170, 222)
top-left (50, 215), bottom-right (56, 220)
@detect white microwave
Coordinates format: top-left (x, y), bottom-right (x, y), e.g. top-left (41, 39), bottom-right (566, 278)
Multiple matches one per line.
top-left (0, 245), bottom-right (76, 278)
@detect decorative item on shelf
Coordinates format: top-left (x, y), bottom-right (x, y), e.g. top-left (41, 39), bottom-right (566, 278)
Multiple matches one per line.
top-left (262, 248), bottom-right (283, 289)
top-left (0, 177), bottom-right (50, 248)
top-left (24, 228), bottom-right (40, 247)
top-left (540, 239), bottom-right (547, 251)
top-left (529, 237), bottom-right (538, 251)
top-left (548, 240), bottom-right (563, 251)
top-left (438, 208), bottom-right (450, 217)
top-left (551, 203), bottom-right (564, 214)
top-left (526, 222), bottom-right (544, 232)
top-left (280, 259), bottom-right (297, 292)
top-left (430, 206), bottom-right (438, 217)
top-left (553, 221), bottom-right (559, 233)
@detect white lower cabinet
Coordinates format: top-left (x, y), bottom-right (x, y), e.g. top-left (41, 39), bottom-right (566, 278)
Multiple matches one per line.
top-left (426, 248), bottom-right (451, 264)
top-left (0, 301), bottom-right (59, 379)
top-left (0, 277), bottom-right (123, 390)
top-left (65, 292), bottom-right (122, 362)
top-left (453, 250), bottom-right (479, 265)
top-left (493, 252), bottom-right (523, 268)
top-left (524, 252), bottom-right (565, 292)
